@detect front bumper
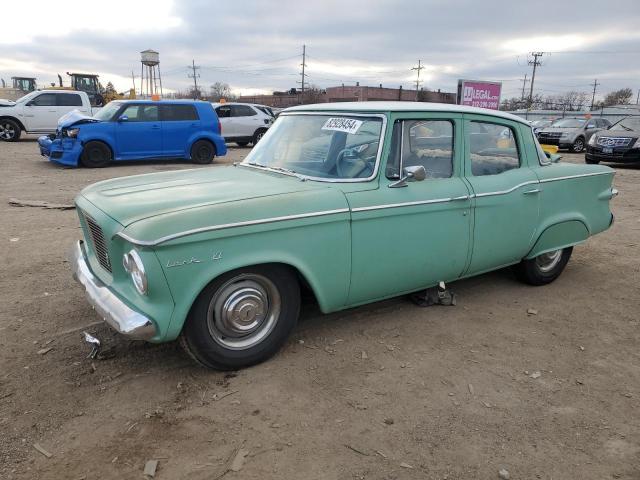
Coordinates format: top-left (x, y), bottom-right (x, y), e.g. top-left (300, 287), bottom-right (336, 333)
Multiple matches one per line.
top-left (69, 240), bottom-right (157, 340)
top-left (586, 146), bottom-right (640, 163)
top-left (37, 135), bottom-right (83, 167)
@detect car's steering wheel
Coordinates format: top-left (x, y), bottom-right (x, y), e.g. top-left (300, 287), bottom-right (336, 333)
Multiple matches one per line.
top-left (335, 149), bottom-right (367, 178)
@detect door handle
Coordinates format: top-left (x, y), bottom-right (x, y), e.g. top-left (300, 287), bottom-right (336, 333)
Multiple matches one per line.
top-left (190, 123), bottom-right (198, 127)
top-left (523, 189), bottom-right (541, 195)
top-left (151, 125), bottom-right (161, 130)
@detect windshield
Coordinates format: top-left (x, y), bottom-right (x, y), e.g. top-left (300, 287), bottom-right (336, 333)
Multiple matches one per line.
top-left (610, 117), bottom-right (640, 132)
top-left (531, 120), bottom-right (550, 127)
top-left (93, 101), bottom-right (122, 121)
top-left (242, 113), bottom-right (384, 180)
top-left (14, 91), bottom-right (40, 104)
top-left (550, 118), bottom-right (586, 128)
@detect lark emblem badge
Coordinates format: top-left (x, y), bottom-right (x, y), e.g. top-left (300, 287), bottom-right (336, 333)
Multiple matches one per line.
top-left (166, 256), bottom-right (202, 269)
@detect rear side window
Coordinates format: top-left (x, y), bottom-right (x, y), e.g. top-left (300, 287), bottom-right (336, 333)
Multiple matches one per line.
top-left (216, 106), bottom-right (231, 118)
top-left (231, 105), bottom-right (257, 117)
top-left (161, 104), bottom-right (199, 121)
top-left (29, 93), bottom-right (56, 106)
top-left (57, 93), bottom-right (83, 106)
top-left (469, 122), bottom-right (520, 176)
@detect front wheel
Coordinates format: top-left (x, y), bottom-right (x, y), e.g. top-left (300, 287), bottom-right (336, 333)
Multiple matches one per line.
top-left (514, 247), bottom-right (573, 286)
top-left (180, 265), bottom-right (300, 370)
top-left (252, 129), bottom-right (267, 145)
top-left (80, 141), bottom-right (112, 167)
top-left (572, 137), bottom-right (585, 153)
top-left (0, 119), bottom-right (21, 142)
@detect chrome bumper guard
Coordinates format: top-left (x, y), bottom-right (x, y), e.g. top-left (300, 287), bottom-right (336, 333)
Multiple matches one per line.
top-left (69, 240), bottom-right (156, 340)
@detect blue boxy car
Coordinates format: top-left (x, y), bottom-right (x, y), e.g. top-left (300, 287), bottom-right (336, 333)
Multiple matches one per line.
top-left (38, 100), bottom-right (227, 167)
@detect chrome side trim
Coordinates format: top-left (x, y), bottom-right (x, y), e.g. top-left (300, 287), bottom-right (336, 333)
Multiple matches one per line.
top-left (473, 180), bottom-right (539, 198)
top-left (351, 196), bottom-right (464, 212)
top-left (539, 171), bottom-right (613, 183)
top-left (69, 241), bottom-right (156, 341)
top-left (116, 208), bottom-right (350, 247)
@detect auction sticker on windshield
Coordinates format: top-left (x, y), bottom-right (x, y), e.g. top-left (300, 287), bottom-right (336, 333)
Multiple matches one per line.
top-left (322, 118), bottom-right (363, 134)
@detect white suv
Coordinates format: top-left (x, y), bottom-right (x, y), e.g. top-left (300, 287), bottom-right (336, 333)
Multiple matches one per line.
top-left (211, 102), bottom-right (273, 146)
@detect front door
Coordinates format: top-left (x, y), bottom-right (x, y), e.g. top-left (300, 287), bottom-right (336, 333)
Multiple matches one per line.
top-left (347, 115), bottom-right (472, 305)
top-left (115, 104), bottom-right (162, 159)
top-left (463, 116), bottom-right (540, 275)
top-left (23, 92), bottom-right (59, 132)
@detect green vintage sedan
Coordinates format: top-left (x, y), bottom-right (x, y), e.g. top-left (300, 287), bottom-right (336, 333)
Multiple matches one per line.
top-left (70, 102), bottom-right (617, 369)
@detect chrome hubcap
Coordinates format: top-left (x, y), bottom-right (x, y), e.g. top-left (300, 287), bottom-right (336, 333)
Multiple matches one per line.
top-left (536, 249), bottom-right (562, 273)
top-left (207, 274), bottom-right (280, 350)
top-left (0, 123), bottom-right (15, 140)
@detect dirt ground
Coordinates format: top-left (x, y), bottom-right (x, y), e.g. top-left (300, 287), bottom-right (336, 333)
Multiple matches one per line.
top-left (0, 136), bottom-right (638, 480)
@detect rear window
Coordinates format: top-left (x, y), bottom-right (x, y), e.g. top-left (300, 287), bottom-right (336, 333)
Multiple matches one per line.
top-left (161, 104), bottom-right (199, 121)
top-left (231, 105), bottom-right (257, 117)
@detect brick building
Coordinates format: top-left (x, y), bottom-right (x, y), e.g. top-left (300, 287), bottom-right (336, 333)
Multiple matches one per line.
top-left (238, 84), bottom-right (456, 107)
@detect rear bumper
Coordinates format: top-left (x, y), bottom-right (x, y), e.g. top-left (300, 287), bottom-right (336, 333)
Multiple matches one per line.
top-left (69, 240), bottom-right (157, 341)
top-left (37, 135), bottom-right (82, 167)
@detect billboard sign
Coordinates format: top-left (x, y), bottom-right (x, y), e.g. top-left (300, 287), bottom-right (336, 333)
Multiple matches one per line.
top-left (457, 79), bottom-right (502, 110)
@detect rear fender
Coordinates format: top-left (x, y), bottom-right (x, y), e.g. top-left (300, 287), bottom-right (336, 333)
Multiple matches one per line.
top-left (526, 220), bottom-right (589, 259)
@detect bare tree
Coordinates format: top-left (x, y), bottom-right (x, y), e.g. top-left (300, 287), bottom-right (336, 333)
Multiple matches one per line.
top-left (209, 82), bottom-right (236, 101)
top-left (603, 88), bottom-right (633, 106)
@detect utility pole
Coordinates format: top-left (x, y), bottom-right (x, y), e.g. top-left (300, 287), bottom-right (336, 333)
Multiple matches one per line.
top-left (411, 60), bottom-right (424, 101)
top-left (527, 52), bottom-right (544, 108)
top-left (188, 59), bottom-right (200, 100)
top-left (636, 89), bottom-right (639, 105)
top-left (590, 79), bottom-right (600, 110)
top-left (520, 73), bottom-right (529, 101)
top-left (131, 71), bottom-right (136, 93)
top-left (298, 45), bottom-right (307, 104)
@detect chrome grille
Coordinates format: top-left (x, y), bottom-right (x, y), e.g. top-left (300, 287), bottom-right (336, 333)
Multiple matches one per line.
top-left (596, 137), bottom-right (633, 148)
top-left (539, 132), bottom-right (562, 138)
top-left (84, 214), bottom-right (112, 272)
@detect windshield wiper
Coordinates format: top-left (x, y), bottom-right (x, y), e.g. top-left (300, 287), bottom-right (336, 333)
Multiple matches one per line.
top-left (269, 166), bottom-right (307, 181)
top-left (617, 124), bottom-right (632, 131)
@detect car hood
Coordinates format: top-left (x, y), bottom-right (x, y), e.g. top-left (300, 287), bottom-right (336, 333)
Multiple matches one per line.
top-left (0, 98), bottom-right (16, 107)
top-left (595, 129), bottom-right (639, 138)
top-left (79, 165), bottom-right (335, 228)
top-left (58, 110), bottom-right (100, 129)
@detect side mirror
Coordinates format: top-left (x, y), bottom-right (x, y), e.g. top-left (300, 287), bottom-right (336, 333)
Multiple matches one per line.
top-left (389, 165), bottom-right (427, 188)
top-left (117, 114), bottom-right (128, 122)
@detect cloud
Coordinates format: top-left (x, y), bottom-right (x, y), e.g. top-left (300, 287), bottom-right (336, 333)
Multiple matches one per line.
top-left (1, 0), bottom-right (638, 101)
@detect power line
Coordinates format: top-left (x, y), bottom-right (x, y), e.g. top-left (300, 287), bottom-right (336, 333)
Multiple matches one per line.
top-left (590, 79), bottom-right (600, 110)
top-left (411, 60), bottom-right (424, 101)
top-left (527, 52), bottom-right (544, 106)
top-left (187, 59), bottom-right (200, 99)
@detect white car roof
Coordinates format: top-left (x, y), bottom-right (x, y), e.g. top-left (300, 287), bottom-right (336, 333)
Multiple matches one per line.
top-left (285, 101), bottom-right (530, 126)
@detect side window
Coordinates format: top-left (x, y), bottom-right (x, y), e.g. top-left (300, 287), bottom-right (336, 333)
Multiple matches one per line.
top-left (120, 105), bottom-right (158, 122)
top-left (57, 93), bottom-right (82, 107)
top-left (162, 104), bottom-right (199, 121)
top-left (469, 122), bottom-right (520, 176)
top-left (586, 120), bottom-right (596, 129)
top-left (231, 105), bottom-right (257, 117)
top-left (216, 106), bottom-right (231, 118)
top-left (29, 93), bottom-right (56, 106)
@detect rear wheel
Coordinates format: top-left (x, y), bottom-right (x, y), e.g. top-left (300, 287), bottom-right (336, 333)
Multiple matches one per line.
top-left (572, 137), bottom-right (585, 153)
top-left (80, 141), bottom-right (112, 168)
top-left (252, 129), bottom-right (267, 145)
top-left (180, 265), bottom-right (300, 370)
top-left (191, 140), bottom-right (215, 164)
top-left (0, 119), bottom-right (21, 142)
top-left (514, 247), bottom-right (573, 286)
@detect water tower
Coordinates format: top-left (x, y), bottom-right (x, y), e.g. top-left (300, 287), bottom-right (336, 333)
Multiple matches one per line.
top-left (140, 49), bottom-right (163, 98)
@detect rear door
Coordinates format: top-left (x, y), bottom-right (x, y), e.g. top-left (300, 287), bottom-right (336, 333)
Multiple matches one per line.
top-left (463, 116), bottom-right (540, 275)
top-left (23, 92), bottom-right (59, 132)
top-left (57, 92), bottom-right (88, 116)
top-left (215, 105), bottom-right (233, 138)
top-left (115, 104), bottom-right (162, 158)
top-left (230, 104), bottom-right (261, 138)
top-left (160, 104), bottom-right (200, 157)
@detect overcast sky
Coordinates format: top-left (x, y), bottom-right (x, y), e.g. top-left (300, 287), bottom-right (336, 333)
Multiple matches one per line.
top-left (2, 0), bottom-right (639, 101)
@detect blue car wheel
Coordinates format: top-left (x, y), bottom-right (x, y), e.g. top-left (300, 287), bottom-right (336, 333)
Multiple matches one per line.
top-left (191, 140), bottom-right (215, 164)
top-left (81, 141), bottom-right (112, 168)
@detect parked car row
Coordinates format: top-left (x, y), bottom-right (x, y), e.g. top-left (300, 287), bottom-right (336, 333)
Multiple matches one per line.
top-left (536, 117), bottom-right (612, 153)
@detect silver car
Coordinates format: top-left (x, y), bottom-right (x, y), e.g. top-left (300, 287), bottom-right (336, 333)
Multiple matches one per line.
top-left (537, 117), bottom-right (611, 153)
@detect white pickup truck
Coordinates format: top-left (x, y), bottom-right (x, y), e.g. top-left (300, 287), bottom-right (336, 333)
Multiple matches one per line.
top-left (0, 90), bottom-right (96, 142)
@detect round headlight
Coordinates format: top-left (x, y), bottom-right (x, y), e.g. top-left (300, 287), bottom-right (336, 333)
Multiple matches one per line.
top-left (123, 249), bottom-right (147, 295)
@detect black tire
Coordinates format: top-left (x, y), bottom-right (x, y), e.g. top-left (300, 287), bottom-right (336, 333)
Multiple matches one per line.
top-left (191, 139), bottom-right (215, 164)
top-left (0, 119), bottom-right (21, 142)
top-left (236, 141), bottom-right (250, 147)
top-left (80, 141), bottom-right (112, 168)
top-left (585, 157), bottom-right (600, 165)
top-left (572, 137), bottom-right (585, 153)
top-left (252, 129), bottom-right (267, 145)
top-left (180, 264), bottom-right (300, 370)
top-left (514, 247), bottom-right (573, 286)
